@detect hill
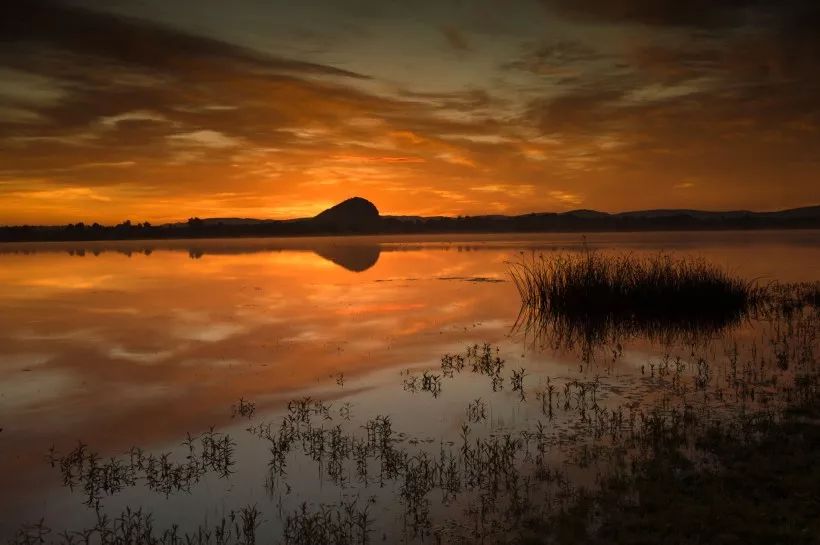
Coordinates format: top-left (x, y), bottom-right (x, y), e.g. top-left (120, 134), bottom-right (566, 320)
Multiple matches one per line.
top-left (1, 200), bottom-right (818, 243)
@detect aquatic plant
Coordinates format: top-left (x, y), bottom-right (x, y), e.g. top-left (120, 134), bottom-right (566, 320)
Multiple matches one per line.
top-left (509, 250), bottom-right (759, 318)
top-left (232, 397), bottom-right (256, 419)
top-left (46, 428), bottom-right (236, 507)
top-left (509, 250), bottom-right (766, 357)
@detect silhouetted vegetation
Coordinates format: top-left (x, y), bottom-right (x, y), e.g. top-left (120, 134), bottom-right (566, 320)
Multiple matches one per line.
top-left (10, 506), bottom-right (262, 545)
top-left (509, 251), bottom-right (764, 357)
top-left (46, 429), bottom-right (236, 508)
top-left (510, 250), bottom-right (759, 321)
top-left (2, 202), bottom-right (818, 243)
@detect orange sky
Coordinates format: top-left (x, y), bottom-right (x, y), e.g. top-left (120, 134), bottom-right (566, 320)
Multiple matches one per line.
top-left (1, 0), bottom-right (819, 224)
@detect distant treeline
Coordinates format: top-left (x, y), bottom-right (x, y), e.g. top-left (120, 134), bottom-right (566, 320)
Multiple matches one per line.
top-left (1, 213), bottom-right (819, 243)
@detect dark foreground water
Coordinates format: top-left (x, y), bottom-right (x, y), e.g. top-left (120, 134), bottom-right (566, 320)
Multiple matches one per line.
top-left (1, 231), bottom-right (818, 543)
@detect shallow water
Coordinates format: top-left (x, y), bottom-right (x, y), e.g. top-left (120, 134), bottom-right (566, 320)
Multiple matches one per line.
top-left (1, 231), bottom-right (818, 542)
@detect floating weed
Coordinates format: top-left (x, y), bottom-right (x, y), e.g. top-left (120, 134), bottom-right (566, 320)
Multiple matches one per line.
top-left (10, 506), bottom-right (262, 545)
top-left (339, 402), bottom-right (352, 421)
top-left (421, 371), bottom-right (443, 398)
top-left (510, 368), bottom-right (527, 400)
top-left (467, 399), bottom-right (487, 423)
top-left (46, 428), bottom-right (236, 507)
top-left (232, 397), bottom-right (256, 419)
top-left (440, 353), bottom-right (465, 378)
top-left (283, 497), bottom-right (374, 545)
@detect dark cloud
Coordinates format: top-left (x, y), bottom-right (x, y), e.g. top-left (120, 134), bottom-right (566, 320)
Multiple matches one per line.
top-left (628, 44), bottom-right (721, 83)
top-left (0, 0), bottom-right (390, 153)
top-left (519, 0), bottom-right (820, 213)
top-left (1, 0), bottom-right (818, 218)
top-left (0, 0), bottom-right (367, 79)
top-left (0, 1), bottom-right (386, 160)
top-left (529, 0), bottom-right (820, 131)
top-left (440, 25), bottom-right (471, 51)
top-left (503, 39), bottom-right (603, 76)
top-left (0, 0), bottom-right (512, 202)
top-left (526, 87), bottom-right (626, 133)
top-left (537, 0), bottom-right (761, 27)
top-left (396, 88), bottom-right (497, 113)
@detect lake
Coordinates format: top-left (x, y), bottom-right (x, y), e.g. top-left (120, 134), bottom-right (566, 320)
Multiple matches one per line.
top-left (1, 231), bottom-right (818, 543)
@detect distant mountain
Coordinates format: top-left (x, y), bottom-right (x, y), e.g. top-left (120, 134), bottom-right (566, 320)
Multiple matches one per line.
top-left (1, 200), bottom-right (818, 243)
top-left (610, 206), bottom-right (820, 220)
top-left (766, 206), bottom-right (820, 219)
top-left (313, 197), bottom-right (380, 229)
top-left (164, 197), bottom-right (380, 229)
top-left (184, 217), bottom-right (270, 226)
top-left (561, 209), bottom-right (611, 219)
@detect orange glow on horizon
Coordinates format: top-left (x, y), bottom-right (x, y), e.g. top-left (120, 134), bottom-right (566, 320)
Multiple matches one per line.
top-left (1, 1), bottom-right (818, 225)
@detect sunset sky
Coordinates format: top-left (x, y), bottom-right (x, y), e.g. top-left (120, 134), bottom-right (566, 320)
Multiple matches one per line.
top-left (1, 0), bottom-right (818, 224)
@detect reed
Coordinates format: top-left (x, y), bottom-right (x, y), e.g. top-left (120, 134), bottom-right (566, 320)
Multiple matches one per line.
top-left (509, 250), bottom-right (764, 354)
top-left (510, 250), bottom-right (759, 321)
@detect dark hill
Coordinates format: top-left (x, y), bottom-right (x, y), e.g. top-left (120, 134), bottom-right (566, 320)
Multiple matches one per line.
top-left (1, 200), bottom-right (818, 243)
top-left (312, 197), bottom-right (380, 231)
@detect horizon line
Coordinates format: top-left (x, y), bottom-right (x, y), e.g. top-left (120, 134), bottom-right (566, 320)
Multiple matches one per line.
top-left (2, 200), bottom-right (820, 228)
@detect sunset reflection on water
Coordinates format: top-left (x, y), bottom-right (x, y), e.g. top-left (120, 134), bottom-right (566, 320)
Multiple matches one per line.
top-left (0, 231), bottom-right (818, 537)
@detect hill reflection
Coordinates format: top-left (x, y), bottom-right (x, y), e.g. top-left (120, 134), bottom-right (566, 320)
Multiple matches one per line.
top-left (0, 239), bottom-right (383, 273)
top-left (312, 244), bottom-right (380, 272)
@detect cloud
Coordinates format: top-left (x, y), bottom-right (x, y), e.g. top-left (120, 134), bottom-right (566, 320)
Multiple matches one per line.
top-left (0, 0), bottom-right (368, 80)
top-left (549, 190), bottom-right (583, 206)
top-left (0, 0), bottom-right (818, 221)
top-left (537, 0), bottom-right (759, 27)
top-left (9, 186), bottom-right (112, 202)
top-left (331, 155), bottom-right (425, 164)
top-left (0, 2), bottom-right (502, 208)
top-left (503, 39), bottom-right (602, 76)
top-left (167, 130), bottom-right (242, 149)
top-left (440, 26), bottom-right (471, 52)
top-left (471, 184), bottom-right (535, 198)
top-left (100, 111), bottom-right (170, 129)
top-left (525, 0), bottom-right (820, 144)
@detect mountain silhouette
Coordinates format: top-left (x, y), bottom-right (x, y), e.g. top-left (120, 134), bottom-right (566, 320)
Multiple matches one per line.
top-left (312, 197), bottom-right (380, 230)
top-left (1, 200), bottom-right (819, 243)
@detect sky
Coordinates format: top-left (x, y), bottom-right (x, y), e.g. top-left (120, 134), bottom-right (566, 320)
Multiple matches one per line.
top-left (1, 0), bottom-right (819, 224)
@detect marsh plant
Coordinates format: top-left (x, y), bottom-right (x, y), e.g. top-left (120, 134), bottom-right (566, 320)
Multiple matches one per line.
top-left (466, 399), bottom-right (487, 423)
top-left (232, 398), bottom-right (256, 419)
top-left (509, 250), bottom-right (760, 319)
top-left (508, 250), bottom-right (766, 358)
top-left (46, 428), bottom-right (236, 508)
top-left (11, 506), bottom-right (262, 545)
top-left (283, 497), bottom-right (374, 545)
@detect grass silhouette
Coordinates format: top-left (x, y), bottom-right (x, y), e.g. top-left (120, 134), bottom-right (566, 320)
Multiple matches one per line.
top-left (509, 250), bottom-right (763, 355)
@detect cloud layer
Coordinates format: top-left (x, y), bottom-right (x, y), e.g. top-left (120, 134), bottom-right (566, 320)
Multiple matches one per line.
top-left (0, 0), bottom-right (818, 223)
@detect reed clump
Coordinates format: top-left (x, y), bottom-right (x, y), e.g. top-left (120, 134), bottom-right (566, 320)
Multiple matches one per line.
top-left (509, 251), bottom-right (762, 351)
top-left (510, 250), bottom-right (759, 321)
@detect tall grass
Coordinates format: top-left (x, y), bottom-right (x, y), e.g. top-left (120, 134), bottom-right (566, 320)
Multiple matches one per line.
top-left (509, 250), bottom-right (763, 349)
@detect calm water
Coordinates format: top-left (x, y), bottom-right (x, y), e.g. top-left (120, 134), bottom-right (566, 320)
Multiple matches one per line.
top-left (1, 231), bottom-right (818, 541)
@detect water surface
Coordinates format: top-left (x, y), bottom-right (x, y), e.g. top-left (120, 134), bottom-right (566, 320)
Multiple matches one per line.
top-left (1, 231), bottom-right (818, 541)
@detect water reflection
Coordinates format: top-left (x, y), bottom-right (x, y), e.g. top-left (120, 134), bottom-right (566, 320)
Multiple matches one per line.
top-left (0, 231), bottom-right (818, 540)
top-left (1, 238), bottom-right (383, 273)
top-left (312, 243), bottom-right (380, 272)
